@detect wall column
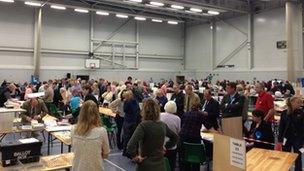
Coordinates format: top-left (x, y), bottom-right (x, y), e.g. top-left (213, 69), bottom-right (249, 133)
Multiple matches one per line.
top-left (286, 1), bottom-right (295, 81)
top-left (33, 8), bottom-right (42, 78)
top-left (248, 9), bottom-right (254, 69)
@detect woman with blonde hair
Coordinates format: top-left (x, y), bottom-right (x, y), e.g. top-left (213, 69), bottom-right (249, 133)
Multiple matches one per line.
top-left (71, 100), bottom-right (110, 171)
top-left (109, 89), bottom-right (127, 150)
top-left (91, 82), bottom-right (100, 100)
top-left (155, 89), bottom-right (168, 112)
top-left (275, 96), bottom-right (304, 171)
top-left (102, 84), bottom-right (113, 104)
top-left (127, 98), bottom-right (178, 171)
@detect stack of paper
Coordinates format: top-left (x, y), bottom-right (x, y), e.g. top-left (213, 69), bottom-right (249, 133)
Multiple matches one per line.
top-left (19, 138), bottom-right (39, 144)
top-left (46, 125), bottom-right (72, 132)
top-left (21, 125), bottom-right (32, 130)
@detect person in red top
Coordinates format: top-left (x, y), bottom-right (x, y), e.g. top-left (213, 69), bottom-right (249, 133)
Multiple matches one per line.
top-left (255, 82), bottom-right (275, 122)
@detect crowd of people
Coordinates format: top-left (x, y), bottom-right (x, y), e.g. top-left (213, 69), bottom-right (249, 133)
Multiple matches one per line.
top-left (0, 76), bottom-right (303, 171)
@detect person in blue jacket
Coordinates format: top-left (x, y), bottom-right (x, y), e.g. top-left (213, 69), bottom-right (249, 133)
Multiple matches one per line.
top-left (122, 90), bottom-right (140, 157)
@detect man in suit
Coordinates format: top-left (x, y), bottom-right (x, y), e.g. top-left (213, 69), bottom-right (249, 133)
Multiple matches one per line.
top-left (21, 98), bottom-right (48, 123)
top-left (201, 89), bottom-right (220, 130)
top-left (171, 84), bottom-right (184, 117)
top-left (184, 84), bottom-right (200, 113)
top-left (220, 82), bottom-right (245, 118)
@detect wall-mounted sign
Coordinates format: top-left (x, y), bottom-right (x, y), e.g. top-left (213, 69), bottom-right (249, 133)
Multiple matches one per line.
top-left (277, 41), bottom-right (287, 49)
top-left (216, 65), bottom-right (235, 68)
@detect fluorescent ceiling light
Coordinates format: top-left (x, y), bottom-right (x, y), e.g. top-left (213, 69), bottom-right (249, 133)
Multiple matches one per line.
top-left (185, 10), bottom-right (196, 14)
top-left (145, 4), bottom-right (158, 8)
top-left (74, 8), bottom-right (89, 13)
top-left (0, 0), bottom-right (14, 3)
top-left (24, 1), bottom-right (41, 7)
top-left (149, 1), bottom-right (164, 7)
top-left (96, 11), bottom-right (109, 16)
top-left (208, 10), bottom-right (220, 15)
top-left (127, 0), bottom-right (142, 2)
top-left (202, 13), bottom-right (212, 16)
top-left (134, 16), bottom-right (146, 21)
top-left (50, 5), bottom-right (66, 10)
top-left (170, 4), bottom-right (184, 10)
top-left (257, 18), bottom-right (266, 23)
top-left (190, 7), bottom-right (202, 13)
top-left (116, 14), bottom-right (128, 18)
top-left (168, 21), bottom-right (178, 25)
top-left (167, 7), bottom-right (178, 11)
top-left (152, 19), bottom-right (162, 23)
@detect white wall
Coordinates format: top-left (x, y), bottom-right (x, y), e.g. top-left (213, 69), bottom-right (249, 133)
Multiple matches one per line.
top-left (0, 2), bottom-right (184, 83)
top-left (0, 3), bottom-right (34, 70)
top-left (186, 5), bottom-right (303, 81)
top-left (1, 2), bottom-right (303, 83)
top-left (185, 24), bottom-right (211, 70)
top-left (253, 8), bottom-right (286, 70)
top-left (215, 15), bottom-right (248, 69)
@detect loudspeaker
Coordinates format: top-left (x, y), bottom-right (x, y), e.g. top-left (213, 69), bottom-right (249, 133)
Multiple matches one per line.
top-left (66, 73), bottom-right (71, 79)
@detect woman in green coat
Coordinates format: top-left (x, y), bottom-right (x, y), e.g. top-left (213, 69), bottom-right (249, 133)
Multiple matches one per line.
top-left (127, 98), bottom-right (178, 171)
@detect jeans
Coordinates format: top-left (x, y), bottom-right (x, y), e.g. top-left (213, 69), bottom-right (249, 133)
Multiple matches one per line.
top-left (115, 115), bottom-right (124, 150)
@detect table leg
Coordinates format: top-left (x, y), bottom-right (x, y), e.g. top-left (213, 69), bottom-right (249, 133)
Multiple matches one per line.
top-left (47, 132), bottom-right (50, 155)
top-left (51, 134), bottom-right (53, 147)
top-left (61, 142), bottom-right (63, 153)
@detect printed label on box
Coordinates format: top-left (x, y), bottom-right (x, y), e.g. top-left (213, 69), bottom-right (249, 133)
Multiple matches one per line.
top-left (230, 137), bottom-right (246, 169)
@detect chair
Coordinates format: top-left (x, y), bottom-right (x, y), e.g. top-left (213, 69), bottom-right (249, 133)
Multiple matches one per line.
top-left (164, 157), bottom-right (171, 171)
top-left (49, 103), bottom-right (63, 119)
top-left (100, 116), bottom-right (116, 148)
top-left (183, 142), bottom-right (209, 171)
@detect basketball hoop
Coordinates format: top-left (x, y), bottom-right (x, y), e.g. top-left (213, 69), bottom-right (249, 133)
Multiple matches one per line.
top-left (90, 63), bottom-right (95, 69)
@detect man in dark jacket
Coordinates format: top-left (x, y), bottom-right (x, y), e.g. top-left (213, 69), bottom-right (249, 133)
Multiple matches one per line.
top-left (170, 84), bottom-right (184, 117)
top-left (0, 83), bottom-right (16, 107)
top-left (201, 89), bottom-right (220, 130)
top-left (220, 82), bottom-right (245, 118)
top-left (83, 85), bottom-right (99, 106)
top-left (132, 83), bottom-right (144, 103)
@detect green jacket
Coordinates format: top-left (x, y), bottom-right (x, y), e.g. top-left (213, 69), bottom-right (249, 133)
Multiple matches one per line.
top-left (21, 99), bottom-right (48, 123)
top-left (127, 120), bottom-right (178, 171)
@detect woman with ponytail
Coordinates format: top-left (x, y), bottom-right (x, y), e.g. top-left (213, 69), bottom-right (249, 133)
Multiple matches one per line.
top-left (275, 96), bottom-right (304, 171)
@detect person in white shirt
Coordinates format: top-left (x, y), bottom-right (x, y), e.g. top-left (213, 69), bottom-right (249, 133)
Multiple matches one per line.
top-left (102, 84), bottom-right (113, 105)
top-left (71, 100), bottom-right (110, 171)
top-left (109, 89), bottom-right (127, 150)
top-left (160, 101), bottom-right (181, 171)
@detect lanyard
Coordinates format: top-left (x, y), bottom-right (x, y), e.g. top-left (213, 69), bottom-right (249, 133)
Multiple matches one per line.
top-left (229, 97), bottom-right (235, 104)
top-left (202, 100), bottom-right (209, 111)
